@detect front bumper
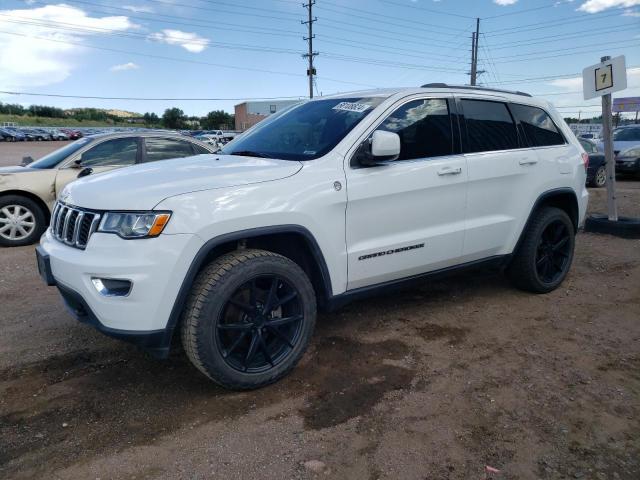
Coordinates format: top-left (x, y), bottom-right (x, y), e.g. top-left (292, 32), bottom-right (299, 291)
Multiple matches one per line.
top-left (616, 158), bottom-right (640, 173)
top-left (38, 229), bottom-right (204, 356)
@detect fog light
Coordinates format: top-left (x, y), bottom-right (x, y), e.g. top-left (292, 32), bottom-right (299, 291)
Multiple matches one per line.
top-left (91, 278), bottom-right (132, 297)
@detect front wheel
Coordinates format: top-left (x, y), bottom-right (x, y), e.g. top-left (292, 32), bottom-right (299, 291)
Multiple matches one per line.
top-left (181, 249), bottom-right (317, 390)
top-left (0, 195), bottom-right (47, 247)
top-left (507, 207), bottom-right (575, 293)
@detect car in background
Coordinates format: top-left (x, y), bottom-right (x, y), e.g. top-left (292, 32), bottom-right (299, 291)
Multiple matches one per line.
top-left (49, 129), bottom-right (69, 141)
top-left (598, 125), bottom-right (640, 156)
top-left (0, 132), bottom-right (216, 247)
top-left (194, 134), bottom-right (223, 148)
top-left (616, 145), bottom-right (640, 177)
top-left (60, 128), bottom-right (83, 140)
top-left (27, 128), bottom-right (52, 141)
top-left (1, 128), bottom-right (24, 141)
top-left (579, 138), bottom-right (607, 188)
top-left (3, 127), bottom-right (27, 141)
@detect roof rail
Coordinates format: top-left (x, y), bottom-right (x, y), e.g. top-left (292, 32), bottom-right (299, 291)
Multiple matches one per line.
top-left (420, 83), bottom-right (532, 98)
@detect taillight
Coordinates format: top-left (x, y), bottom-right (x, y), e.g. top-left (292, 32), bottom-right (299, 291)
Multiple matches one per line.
top-left (581, 152), bottom-right (589, 172)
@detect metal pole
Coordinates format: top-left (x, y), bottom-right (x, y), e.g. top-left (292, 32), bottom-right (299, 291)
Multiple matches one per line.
top-left (302, 2), bottom-right (317, 99)
top-left (470, 18), bottom-right (480, 86)
top-left (601, 56), bottom-right (618, 222)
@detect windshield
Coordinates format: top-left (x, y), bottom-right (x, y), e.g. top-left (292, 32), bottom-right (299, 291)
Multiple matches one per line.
top-left (221, 97), bottom-right (386, 160)
top-left (612, 127), bottom-right (640, 142)
top-left (29, 137), bottom-right (92, 169)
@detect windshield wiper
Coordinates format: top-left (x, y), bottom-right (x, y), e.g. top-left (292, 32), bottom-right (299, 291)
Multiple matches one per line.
top-left (228, 150), bottom-right (272, 158)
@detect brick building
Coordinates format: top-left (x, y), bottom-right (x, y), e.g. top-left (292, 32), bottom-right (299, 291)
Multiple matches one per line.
top-left (234, 100), bottom-right (300, 131)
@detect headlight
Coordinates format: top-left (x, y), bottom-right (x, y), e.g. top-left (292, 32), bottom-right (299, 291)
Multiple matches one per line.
top-left (619, 147), bottom-right (640, 158)
top-left (98, 211), bottom-right (171, 239)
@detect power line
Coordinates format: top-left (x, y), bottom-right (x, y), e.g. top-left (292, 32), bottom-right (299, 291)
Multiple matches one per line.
top-left (489, 25), bottom-right (640, 49)
top-left (376, 0), bottom-right (476, 19)
top-left (484, 0), bottom-right (567, 19)
top-left (485, 9), bottom-right (628, 34)
top-left (0, 90), bottom-right (306, 101)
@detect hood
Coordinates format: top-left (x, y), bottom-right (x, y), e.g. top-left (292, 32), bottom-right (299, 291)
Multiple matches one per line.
top-left (61, 154), bottom-right (303, 210)
top-left (0, 166), bottom-right (32, 174)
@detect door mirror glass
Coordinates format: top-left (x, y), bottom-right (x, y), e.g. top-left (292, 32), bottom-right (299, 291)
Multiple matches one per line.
top-left (371, 130), bottom-right (401, 160)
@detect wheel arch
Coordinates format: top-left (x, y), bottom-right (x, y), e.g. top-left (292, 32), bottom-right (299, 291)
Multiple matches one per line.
top-left (0, 189), bottom-right (51, 223)
top-left (163, 225), bottom-right (333, 348)
top-left (513, 188), bottom-right (579, 254)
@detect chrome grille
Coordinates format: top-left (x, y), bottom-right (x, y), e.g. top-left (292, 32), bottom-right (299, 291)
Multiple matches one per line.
top-left (50, 202), bottom-right (100, 249)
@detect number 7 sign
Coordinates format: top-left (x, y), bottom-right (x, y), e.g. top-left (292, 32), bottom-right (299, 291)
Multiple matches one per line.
top-left (583, 55), bottom-right (626, 100)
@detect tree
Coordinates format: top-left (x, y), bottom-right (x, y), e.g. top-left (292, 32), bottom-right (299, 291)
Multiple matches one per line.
top-left (143, 112), bottom-right (159, 125)
top-left (201, 110), bottom-right (233, 129)
top-left (162, 107), bottom-right (186, 129)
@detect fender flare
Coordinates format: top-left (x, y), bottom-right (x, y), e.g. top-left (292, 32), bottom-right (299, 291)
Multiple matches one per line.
top-left (512, 187), bottom-right (579, 255)
top-left (161, 224), bottom-right (333, 347)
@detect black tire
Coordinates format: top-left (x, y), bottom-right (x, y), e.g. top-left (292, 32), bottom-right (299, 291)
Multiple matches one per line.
top-left (590, 165), bottom-right (606, 188)
top-left (181, 249), bottom-right (317, 390)
top-left (0, 195), bottom-right (47, 247)
top-left (507, 207), bottom-right (575, 293)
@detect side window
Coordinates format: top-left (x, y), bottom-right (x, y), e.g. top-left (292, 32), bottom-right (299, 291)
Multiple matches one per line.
top-left (145, 138), bottom-right (196, 162)
top-left (510, 104), bottom-right (565, 147)
top-left (192, 143), bottom-right (211, 154)
top-left (461, 99), bottom-right (519, 153)
top-left (377, 98), bottom-right (453, 160)
top-left (579, 138), bottom-right (596, 153)
top-left (80, 138), bottom-right (138, 167)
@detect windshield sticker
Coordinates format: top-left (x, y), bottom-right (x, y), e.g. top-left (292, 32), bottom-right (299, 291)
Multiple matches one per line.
top-left (332, 102), bottom-right (371, 113)
top-left (303, 150), bottom-right (317, 155)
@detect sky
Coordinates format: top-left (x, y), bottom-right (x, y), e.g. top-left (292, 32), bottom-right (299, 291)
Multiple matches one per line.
top-left (0, 0), bottom-right (639, 117)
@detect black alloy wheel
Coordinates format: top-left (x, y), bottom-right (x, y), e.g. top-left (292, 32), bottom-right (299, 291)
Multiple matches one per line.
top-left (535, 219), bottom-right (572, 284)
top-left (217, 275), bottom-right (304, 373)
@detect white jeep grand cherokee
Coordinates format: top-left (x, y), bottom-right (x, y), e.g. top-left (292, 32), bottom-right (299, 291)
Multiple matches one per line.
top-left (36, 85), bottom-right (589, 390)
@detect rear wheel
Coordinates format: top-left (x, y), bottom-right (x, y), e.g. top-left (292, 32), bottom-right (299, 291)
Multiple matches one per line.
top-left (590, 165), bottom-right (606, 188)
top-left (0, 195), bottom-right (47, 247)
top-left (507, 207), bottom-right (575, 293)
top-left (181, 249), bottom-right (316, 390)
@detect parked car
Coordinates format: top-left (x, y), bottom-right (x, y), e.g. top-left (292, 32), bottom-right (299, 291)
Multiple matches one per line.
top-left (36, 85), bottom-right (589, 390)
top-left (579, 138), bottom-right (607, 187)
top-left (616, 145), bottom-right (640, 176)
top-left (49, 129), bottom-right (70, 141)
top-left (195, 134), bottom-right (223, 148)
top-left (0, 133), bottom-right (215, 247)
top-left (26, 128), bottom-right (52, 141)
top-left (598, 125), bottom-right (640, 155)
top-left (0, 128), bottom-right (23, 141)
top-left (60, 128), bottom-right (82, 140)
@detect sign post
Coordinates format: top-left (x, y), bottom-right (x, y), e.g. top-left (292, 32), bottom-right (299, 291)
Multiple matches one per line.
top-left (583, 55), bottom-right (627, 222)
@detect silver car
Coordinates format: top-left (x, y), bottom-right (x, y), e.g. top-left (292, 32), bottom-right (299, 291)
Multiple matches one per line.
top-left (0, 132), bottom-right (215, 247)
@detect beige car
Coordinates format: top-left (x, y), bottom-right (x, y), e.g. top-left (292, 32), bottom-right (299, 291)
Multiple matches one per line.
top-left (0, 132), bottom-right (215, 247)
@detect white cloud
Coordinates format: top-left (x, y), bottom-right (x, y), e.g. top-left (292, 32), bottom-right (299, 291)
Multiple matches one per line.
top-left (0, 4), bottom-right (137, 89)
top-left (148, 29), bottom-right (210, 53)
top-left (494, 0), bottom-right (519, 5)
top-left (110, 62), bottom-right (140, 72)
top-left (122, 5), bottom-right (154, 13)
top-left (578, 0), bottom-right (640, 13)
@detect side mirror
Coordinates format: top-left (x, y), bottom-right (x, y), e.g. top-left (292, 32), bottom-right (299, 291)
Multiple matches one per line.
top-left (357, 130), bottom-right (401, 167)
top-left (77, 167), bottom-right (93, 178)
top-left (21, 156), bottom-right (34, 166)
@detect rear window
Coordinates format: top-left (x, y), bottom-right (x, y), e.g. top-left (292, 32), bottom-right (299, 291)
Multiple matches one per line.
top-left (461, 99), bottom-right (519, 153)
top-left (613, 127), bottom-right (640, 141)
top-left (510, 104), bottom-right (565, 147)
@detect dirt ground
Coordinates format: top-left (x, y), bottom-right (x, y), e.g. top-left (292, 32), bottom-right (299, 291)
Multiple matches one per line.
top-left (1, 142), bottom-right (639, 479)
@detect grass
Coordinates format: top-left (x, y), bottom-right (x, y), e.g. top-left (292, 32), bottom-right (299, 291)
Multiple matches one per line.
top-left (0, 114), bottom-right (152, 128)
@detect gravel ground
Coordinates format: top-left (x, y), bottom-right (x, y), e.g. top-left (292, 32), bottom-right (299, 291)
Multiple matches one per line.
top-left (1, 142), bottom-right (639, 479)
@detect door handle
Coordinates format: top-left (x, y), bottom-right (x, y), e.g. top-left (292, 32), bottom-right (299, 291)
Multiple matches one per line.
top-left (437, 167), bottom-right (462, 176)
top-left (519, 159), bottom-right (538, 165)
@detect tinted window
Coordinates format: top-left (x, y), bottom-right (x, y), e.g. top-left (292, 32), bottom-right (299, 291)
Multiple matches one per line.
top-left (145, 138), bottom-right (195, 162)
top-left (462, 99), bottom-right (519, 153)
top-left (29, 137), bottom-right (92, 169)
top-left (221, 97), bottom-right (386, 160)
top-left (80, 138), bottom-right (138, 167)
top-left (377, 98), bottom-right (453, 160)
top-left (510, 104), bottom-right (564, 147)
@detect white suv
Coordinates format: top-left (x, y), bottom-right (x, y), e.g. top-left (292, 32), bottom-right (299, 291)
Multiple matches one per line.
top-left (36, 85), bottom-right (589, 390)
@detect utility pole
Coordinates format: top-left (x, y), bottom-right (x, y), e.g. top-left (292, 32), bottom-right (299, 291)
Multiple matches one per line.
top-left (302, 1), bottom-right (318, 99)
top-left (470, 17), bottom-right (480, 86)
